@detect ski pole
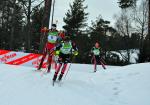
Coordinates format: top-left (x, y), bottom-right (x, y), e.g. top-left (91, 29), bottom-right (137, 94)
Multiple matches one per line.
top-left (64, 63), bottom-right (72, 80)
top-left (100, 57), bottom-right (107, 65)
top-left (100, 58), bottom-right (106, 69)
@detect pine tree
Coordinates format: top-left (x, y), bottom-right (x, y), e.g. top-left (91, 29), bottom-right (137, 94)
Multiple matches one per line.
top-left (63, 0), bottom-right (88, 35)
top-left (118, 0), bottom-right (137, 8)
top-left (89, 16), bottom-right (111, 48)
top-left (31, 7), bottom-right (44, 53)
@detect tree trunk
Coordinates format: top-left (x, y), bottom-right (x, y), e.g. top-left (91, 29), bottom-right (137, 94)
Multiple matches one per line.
top-left (147, 0), bottom-right (150, 61)
top-left (39, 0), bottom-right (52, 53)
top-left (10, 0), bottom-right (16, 50)
top-left (26, 0), bottom-right (31, 52)
top-left (148, 0), bottom-right (150, 41)
top-left (140, 0), bottom-right (150, 62)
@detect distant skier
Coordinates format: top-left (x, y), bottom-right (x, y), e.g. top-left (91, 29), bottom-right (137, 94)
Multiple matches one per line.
top-left (37, 24), bottom-right (61, 72)
top-left (58, 30), bottom-right (65, 41)
top-left (90, 42), bottom-right (106, 72)
top-left (52, 36), bottom-right (78, 85)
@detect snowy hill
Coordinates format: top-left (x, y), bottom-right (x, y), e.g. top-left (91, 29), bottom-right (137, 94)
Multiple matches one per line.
top-left (0, 63), bottom-right (150, 105)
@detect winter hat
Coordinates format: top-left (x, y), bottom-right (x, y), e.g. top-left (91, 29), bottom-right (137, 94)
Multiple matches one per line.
top-left (51, 24), bottom-right (57, 29)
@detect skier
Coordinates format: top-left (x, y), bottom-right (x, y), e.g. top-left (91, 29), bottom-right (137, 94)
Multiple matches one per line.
top-left (53, 30), bottom-right (66, 70)
top-left (90, 42), bottom-right (106, 72)
top-left (37, 24), bottom-right (60, 72)
top-left (58, 30), bottom-right (65, 41)
top-left (52, 36), bottom-right (78, 85)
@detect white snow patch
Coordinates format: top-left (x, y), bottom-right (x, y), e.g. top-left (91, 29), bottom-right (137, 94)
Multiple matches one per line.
top-left (0, 63), bottom-right (150, 105)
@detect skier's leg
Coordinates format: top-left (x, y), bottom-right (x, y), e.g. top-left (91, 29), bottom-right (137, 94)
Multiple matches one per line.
top-left (46, 43), bottom-right (55, 72)
top-left (47, 55), bottom-right (52, 73)
top-left (55, 62), bottom-right (57, 70)
top-left (38, 48), bottom-right (47, 70)
top-left (58, 63), bottom-right (67, 81)
top-left (54, 55), bottom-right (59, 70)
top-left (53, 63), bottom-right (62, 81)
top-left (94, 56), bottom-right (97, 72)
top-left (58, 73), bottom-right (63, 81)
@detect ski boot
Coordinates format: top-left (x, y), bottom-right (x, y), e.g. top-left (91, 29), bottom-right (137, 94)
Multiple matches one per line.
top-left (47, 64), bottom-right (51, 73)
top-left (58, 73), bottom-right (63, 81)
top-left (52, 74), bottom-right (57, 86)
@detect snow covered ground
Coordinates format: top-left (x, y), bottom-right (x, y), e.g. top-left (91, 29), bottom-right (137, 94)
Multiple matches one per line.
top-left (0, 63), bottom-right (150, 105)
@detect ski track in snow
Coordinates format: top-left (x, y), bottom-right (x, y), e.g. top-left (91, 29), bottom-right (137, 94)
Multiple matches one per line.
top-left (0, 63), bottom-right (150, 105)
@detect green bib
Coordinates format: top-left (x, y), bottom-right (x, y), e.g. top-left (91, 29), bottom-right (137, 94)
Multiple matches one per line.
top-left (47, 31), bottom-right (58, 43)
top-left (60, 42), bottom-right (72, 54)
top-left (93, 48), bottom-right (100, 55)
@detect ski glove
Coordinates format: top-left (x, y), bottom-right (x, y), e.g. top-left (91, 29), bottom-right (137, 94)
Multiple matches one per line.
top-left (73, 51), bottom-right (78, 56)
top-left (55, 50), bottom-right (60, 55)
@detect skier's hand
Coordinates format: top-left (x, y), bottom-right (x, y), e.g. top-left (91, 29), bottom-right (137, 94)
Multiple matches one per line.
top-left (73, 51), bottom-right (78, 56)
top-left (55, 50), bottom-right (60, 55)
top-left (41, 27), bottom-right (48, 33)
top-left (88, 54), bottom-right (91, 57)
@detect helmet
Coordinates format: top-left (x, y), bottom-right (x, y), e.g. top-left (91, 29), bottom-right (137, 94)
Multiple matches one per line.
top-left (51, 24), bottom-right (57, 29)
top-left (63, 36), bottom-right (70, 41)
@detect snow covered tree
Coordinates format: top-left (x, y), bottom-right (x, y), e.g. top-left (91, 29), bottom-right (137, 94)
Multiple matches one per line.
top-left (114, 11), bottom-right (133, 63)
top-left (118, 0), bottom-right (150, 62)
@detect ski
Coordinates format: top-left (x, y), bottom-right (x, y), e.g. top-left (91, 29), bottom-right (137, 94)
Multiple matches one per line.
top-left (52, 80), bottom-right (55, 86)
top-left (58, 81), bottom-right (63, 87)
top-left (34, 69), bottom-right (42, 72)
top-left (52, 80), bottom-right (62, 86)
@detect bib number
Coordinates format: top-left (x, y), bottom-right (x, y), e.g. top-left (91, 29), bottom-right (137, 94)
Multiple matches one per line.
top-left (48, 35), bottom-right (57, 43)
top-left (93, 50), bottom-right (100, 55)
top-left (61, 48), bottom-right (71, 54)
